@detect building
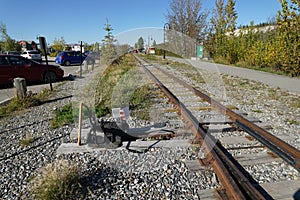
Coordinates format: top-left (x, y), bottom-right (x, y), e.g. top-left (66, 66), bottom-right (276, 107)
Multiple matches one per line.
top-left (19, 41), bottom-right (38, 52)
top-left (68, 44), bottom-right (84, 52)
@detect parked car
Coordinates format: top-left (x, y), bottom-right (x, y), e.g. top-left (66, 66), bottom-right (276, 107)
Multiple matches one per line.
top-left (0, 54), bottom-right (64, 85)
top-left (4, 51), bottom-right (20, 55)
top-left (21, 50), bottom-right (42, 62)
top-left (55, 51), bottom-right (86, 66)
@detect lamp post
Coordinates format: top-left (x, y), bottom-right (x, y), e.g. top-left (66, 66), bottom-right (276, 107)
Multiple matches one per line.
top-left (163, 23), bottom-right (170, 59)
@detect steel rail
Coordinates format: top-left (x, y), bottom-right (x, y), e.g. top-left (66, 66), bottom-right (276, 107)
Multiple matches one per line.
top-left (152, 63), bottom-right (300, 172)
top-left (135, 56), bottom-right (270, 199)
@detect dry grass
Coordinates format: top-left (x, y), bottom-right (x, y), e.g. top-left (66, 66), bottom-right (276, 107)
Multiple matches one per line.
top-left (30, 160), bottom-right (82, 200)
top-left (19, 135), bottom-right (36, 146)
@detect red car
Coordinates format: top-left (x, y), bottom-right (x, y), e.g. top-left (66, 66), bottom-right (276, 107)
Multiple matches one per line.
top-left (0, 54), bottom-right (64, 86)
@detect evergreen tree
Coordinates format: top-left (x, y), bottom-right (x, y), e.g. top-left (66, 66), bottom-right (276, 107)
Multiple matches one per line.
top-left (101, 18), bottom-right (117, 65)
top-left (137, 37), bottom-right (144, 50)
top-left (152, 40), bottom-right (157, 47)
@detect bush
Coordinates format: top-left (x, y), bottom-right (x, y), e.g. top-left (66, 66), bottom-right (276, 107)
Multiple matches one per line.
top-left (50, 52), bottom-right (59, 57)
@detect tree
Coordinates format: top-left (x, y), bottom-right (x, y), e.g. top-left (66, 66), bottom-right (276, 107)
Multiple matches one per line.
top-left (166, 0), bottom-right (208, 41)
top-left (101, 18), bottom-right (117, 65)
top-left (152, 40), bottom-right (157, 47)
top-left (0, 23), bottom-right (21, 52)
top-left (51, 37), bottom-right (66, 51)
top-left (224, 0), bottom-right (238, 63)
top-left (137, 37), bottom-right (144, 50)
top-left (276, 0), bottom-right (300, 76)
top-left (208, 0), bottom-right (226, 57)
top-left (207, 0), bottom-right (238, 62)
top-left (225, 0), bottom-right (237, 34)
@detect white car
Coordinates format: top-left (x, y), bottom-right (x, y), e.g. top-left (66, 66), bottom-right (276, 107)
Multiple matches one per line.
top-left (21, 50), bottom-right (42, 62)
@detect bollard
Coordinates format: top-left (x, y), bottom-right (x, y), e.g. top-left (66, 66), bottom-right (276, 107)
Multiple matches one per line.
top-left (83, 60), bottom-right (88, 73)
top-left (13, 78), bottom-right (27, 99)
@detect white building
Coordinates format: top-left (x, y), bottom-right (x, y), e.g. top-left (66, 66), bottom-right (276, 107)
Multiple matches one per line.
top-left (69, 44), bottom-right (84, 52)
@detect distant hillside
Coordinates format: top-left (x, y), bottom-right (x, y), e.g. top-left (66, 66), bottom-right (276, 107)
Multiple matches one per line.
top-left (225, 25), bottom-right (277, 36)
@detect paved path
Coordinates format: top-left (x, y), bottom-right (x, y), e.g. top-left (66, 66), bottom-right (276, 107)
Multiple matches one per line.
top-left (168, 57), bottom-right (300, 95)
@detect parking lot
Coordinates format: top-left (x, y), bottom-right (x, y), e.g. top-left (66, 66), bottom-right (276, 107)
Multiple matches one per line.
top-left (0, 57), bottom-right (81, 103)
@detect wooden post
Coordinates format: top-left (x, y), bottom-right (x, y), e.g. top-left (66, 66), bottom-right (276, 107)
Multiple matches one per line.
top-left (13, 78), bottom-right (27, 99)
top-left (78, 102), bottom-right (83, 146)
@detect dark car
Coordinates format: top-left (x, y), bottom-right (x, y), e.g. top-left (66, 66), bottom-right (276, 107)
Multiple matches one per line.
top-left (55, 51), bottom-right (86, 66)
top-left (0, 55), bottom-right (64, 85)
top-left (4, 51), bottom-right (20, 55)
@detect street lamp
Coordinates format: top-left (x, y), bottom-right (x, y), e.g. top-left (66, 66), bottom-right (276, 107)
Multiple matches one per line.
top-left (163, 23), bottom-right (170, 59)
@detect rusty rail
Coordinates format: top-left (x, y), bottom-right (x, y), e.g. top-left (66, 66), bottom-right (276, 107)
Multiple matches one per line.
top-left (135, 55), bottom-right (271, 199)
top-left (152, 62), bottom-right (300, 172)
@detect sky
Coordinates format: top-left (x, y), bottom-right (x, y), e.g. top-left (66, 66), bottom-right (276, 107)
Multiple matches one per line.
top-left (0, 0), bottom-right (282, 46)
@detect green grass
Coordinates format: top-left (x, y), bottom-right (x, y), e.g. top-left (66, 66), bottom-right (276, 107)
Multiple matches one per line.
top-left (0, 96), bottom-right (41, 119)
top-left (50, 54), bottom-right (157, 128)
top-left (284, 119), bottom-right (300, 125)
top-left (94, 54), bottom-right (137, 117)
top-left (30, 160), bottom-right (82, 200)
top-left (50, 103), bottom-right (75, 129)
top-left (285, 119), bottom-right (300, 125)
top-left (0, 88), bottom-right (54, 119)
top-left (129, 84), bottom-right (154, 120)
top-left (94, 54), bottom-right (155, 119)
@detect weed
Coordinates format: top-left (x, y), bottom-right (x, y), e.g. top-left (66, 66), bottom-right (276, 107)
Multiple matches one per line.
top-left (0, 96), bottom-right (42, 119)
top-left (289, 97), bottom-right (300, 108)
top-left (285, 119), bottom-right (300, 125)
top-left (50, 103), bottom-right (75, 129)
top-left (30, 160), bottom-right (82, 200)
top-left (95, 54), bottom-right (156, 119)
top-left (129, 84), bottom-right (154, 120)
top-left (0, 88), bottom-right (54, 119)
top-left (20, 136), bottom-right (36, 146)
top-left (251, 109), bottom-right (263, 113)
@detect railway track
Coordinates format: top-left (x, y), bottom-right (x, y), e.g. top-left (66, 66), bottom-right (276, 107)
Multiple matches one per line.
top-left (133, 54), bottom-right (300, 200)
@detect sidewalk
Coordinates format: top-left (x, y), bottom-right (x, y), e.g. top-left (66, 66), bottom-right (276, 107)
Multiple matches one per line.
top-left (168, 57), bottom-right (300, 95)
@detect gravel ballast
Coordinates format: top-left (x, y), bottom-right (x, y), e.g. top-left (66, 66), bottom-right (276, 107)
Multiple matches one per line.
top-left (0, 59), bottom-right (299, 199)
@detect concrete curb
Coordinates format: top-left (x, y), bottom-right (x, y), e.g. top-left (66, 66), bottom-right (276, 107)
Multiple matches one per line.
top-left (0, 97), bottom-right (13, 107)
